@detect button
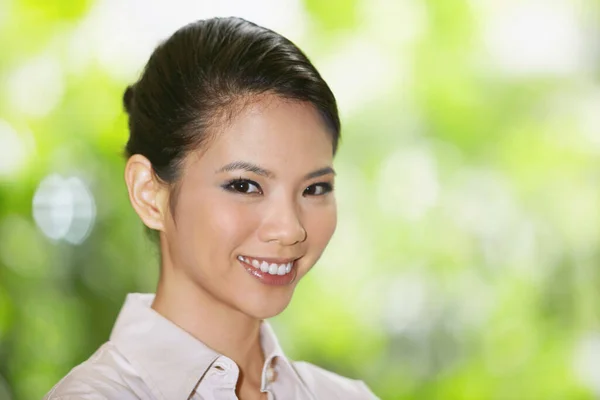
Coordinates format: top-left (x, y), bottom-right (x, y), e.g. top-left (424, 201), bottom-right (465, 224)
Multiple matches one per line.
top-left (208, 357), bottom-right (239, 388)
top-left (265, 358), bottom-right (278, 384)
top-left (213, 356), bottom-right (237, 371)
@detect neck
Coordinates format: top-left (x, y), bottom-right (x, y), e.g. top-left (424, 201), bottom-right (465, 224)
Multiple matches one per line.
top-left (151, 268), bottom-right (265, 379)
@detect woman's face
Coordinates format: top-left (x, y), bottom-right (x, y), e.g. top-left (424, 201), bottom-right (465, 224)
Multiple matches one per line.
top-left (162, 95), bottom-right (337, 319)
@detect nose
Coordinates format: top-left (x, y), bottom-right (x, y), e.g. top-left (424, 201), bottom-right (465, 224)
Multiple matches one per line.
top-left (258, 199), bottom-right (307, 246)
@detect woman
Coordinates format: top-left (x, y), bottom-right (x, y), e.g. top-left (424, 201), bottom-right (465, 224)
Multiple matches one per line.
top-left (45, 17), bottom-right (378, 400)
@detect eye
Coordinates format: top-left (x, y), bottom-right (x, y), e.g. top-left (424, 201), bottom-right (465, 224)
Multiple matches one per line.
top-left (224, 178), bottom-right (262, 194)
top-left (304, 182), bottom-right (333, 196)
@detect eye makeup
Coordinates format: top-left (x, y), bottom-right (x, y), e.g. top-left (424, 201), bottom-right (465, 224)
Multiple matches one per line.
top-left (221, 178), bottom-right (263, 194)
top-left (221, 177), bottom-right (334, 197)
top-left (303, 182), bottom-right (334, 196)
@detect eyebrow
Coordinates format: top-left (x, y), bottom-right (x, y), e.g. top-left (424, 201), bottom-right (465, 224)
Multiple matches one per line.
top-left (216, 161), bottom-right (336, 180)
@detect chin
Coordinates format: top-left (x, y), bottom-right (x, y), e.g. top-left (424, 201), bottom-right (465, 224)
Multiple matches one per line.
top-left (238, 291), bottom-right (294, 320)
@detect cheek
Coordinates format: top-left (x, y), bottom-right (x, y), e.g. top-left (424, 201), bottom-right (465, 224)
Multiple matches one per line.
top-left (305, 203), bottom-right (337, 248)
top-left (175, 193), bottom-right (260, 255)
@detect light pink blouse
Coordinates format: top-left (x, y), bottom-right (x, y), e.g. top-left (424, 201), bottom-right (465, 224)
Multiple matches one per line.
top-left (44, 293), bottom-right (378, 400)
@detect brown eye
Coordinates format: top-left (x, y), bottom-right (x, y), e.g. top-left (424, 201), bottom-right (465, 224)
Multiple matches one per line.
top-left (224, 179), bottom-right (262, 194)
top-left (304, 183), bottom-right (333, 196)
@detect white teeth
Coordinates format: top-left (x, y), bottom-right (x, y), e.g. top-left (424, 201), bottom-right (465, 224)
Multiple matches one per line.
top-left (260, 261), bottom-right (269, 272)
top-left (242, 256), bottom-right (295, 276)
top-left (268, 263), bottom-right (278, 275)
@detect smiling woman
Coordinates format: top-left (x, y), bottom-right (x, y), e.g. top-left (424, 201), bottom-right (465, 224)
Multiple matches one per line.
top-left (43, 16), bottom-right (378, 400)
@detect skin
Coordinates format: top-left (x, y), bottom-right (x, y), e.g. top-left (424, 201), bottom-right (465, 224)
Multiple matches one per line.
top-left (124, 94), bottom-right (337, 399)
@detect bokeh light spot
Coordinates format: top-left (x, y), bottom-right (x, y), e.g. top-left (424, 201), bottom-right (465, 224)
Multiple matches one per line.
top-left (32, 174), bottom-right (96, 244)
top-left (0, 120), bottom-right (29, 178)
top-left (6, 54), bottom-right (64, 117)
top-left (573, 333), bottom-right (600, 395)
top-left (377, 146), bottom-right (439, 221)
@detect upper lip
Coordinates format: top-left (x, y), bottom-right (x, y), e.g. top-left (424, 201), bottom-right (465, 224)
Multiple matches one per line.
top-left (240, 255), bottom-right (300, 264)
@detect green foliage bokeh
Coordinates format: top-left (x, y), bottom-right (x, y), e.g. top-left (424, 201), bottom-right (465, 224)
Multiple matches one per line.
top-left (1, 1), bottom-right (600, 399)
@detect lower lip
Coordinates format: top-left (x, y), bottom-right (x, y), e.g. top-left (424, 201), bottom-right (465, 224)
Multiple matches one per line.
top-left (239, 260), bottom-right (297, 286)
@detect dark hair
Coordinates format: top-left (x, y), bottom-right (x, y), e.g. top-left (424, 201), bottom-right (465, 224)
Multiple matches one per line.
top-left (123, 17), bottom-right (340, 190)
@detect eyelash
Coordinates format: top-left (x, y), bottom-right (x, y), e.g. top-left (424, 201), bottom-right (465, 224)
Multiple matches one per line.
top-left (222, 178), bottom-right (334, 197)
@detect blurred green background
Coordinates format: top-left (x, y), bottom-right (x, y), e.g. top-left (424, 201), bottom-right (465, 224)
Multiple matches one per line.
top-left (1, 0), bottom-right (600, 399)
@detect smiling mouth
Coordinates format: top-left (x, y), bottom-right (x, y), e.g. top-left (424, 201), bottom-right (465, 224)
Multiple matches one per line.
top-left (237, 255), bottom-right (295, 275)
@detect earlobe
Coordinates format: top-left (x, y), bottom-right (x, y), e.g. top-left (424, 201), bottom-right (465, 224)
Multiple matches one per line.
top-left (124, 155), bottom-right (169, 232)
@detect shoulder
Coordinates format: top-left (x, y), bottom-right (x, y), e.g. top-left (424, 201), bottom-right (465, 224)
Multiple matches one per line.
top-left (291, 361), bottom-right (379, 400)
top-left (44, 342), bottom-right (150, 400)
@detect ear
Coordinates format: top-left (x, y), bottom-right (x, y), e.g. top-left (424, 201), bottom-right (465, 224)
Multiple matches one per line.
top-left (124, 155), bottom-right (170, 231)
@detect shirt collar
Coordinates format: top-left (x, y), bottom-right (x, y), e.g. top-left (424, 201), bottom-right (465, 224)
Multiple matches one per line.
top-left (109, 293), bottom-right (220, 400)
top-left (259, 319), bottom-right (286, 390)
top-left (109, 293), bottom-right (300, 399)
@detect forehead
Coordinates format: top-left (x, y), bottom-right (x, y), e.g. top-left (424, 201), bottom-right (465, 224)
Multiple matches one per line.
top-left (185, 95), bottom-right (334, 173)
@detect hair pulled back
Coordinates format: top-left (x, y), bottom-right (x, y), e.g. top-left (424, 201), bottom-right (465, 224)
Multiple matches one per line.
top-left (123, 17), bottom-right (340, 185)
